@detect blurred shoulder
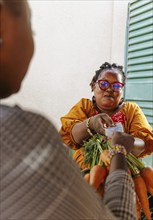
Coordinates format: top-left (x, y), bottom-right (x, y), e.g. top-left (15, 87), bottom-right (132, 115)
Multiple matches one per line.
top-left (1, 104), bottom-right (49, 123)
top-left (0, 104), bottom-right (58, 138)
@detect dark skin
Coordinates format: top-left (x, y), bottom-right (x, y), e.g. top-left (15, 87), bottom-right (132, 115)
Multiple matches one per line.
top-left (1, 1), bottom-right (136, 163)
top-left (72, 70), bottom-right (145, 157)
top-left (72, 113), bottom-right (114, 143)
top-left (0, 2), bottom-right (136, 220)
top-left (109, 132), bottom-right (134, 173)
top-left (0, 0), bottom-right (34, 98)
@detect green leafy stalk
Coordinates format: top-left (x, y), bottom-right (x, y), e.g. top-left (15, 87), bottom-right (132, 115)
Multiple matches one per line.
top-left (83, 134), bottom-right (147, 174)
top-left (83, 133), bottom-right (109, 169)
top-left (127, 153), bottom-right (145, 170)
top-left (127, 159), bottom-right (140, 176)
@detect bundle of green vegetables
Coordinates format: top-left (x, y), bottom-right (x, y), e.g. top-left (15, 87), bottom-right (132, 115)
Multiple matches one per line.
top-left (83, 133), bottom-right (153, 220)
top-left (83, 133), bottom-right (111, 169)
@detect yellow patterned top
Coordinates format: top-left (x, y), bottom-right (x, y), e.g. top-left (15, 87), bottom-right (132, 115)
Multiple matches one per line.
top-left (60, 98), bottom-right (153, 169)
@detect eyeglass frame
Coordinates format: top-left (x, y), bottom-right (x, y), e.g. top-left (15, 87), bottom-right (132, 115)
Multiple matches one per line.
top-left (96, 80), bottom-right (125, 92)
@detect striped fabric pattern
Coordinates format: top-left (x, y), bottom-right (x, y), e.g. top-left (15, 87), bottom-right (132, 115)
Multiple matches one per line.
top-left (0, 105), bottom-right (136, 220)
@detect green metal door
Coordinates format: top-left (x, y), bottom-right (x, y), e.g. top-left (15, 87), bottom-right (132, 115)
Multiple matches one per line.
top-left (124, 0), bottom-right (153, 167)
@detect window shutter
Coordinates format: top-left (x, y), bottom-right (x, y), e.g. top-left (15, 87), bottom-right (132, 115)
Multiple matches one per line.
top-left (124, 0), bottom-right (153, 127)
top-left (124, 0), bottom-right (153, 167)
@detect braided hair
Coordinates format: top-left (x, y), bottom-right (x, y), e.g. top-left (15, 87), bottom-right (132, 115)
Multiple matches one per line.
top-left (90, 62), bottom-right (126, 91)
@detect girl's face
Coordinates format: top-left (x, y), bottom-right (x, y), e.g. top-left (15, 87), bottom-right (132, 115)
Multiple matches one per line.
top-left (93, 70), bottom-right (124, 112)
top-left (0, 1), bottom-right (34, 98)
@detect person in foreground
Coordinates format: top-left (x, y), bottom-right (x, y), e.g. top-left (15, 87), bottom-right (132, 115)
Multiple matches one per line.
top-left (0, 0), bottom-right (136, 219)
top-left (60, 62), bottom-right (153, 169)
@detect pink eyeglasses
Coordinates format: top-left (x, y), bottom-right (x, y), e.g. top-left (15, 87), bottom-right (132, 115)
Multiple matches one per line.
top-left (97, 80), bottom-right (124, 92)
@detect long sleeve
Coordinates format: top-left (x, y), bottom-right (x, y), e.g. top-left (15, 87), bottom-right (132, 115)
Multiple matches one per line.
top-left (121, 102), bottom-right (153, 157)
top-left (60, 98), bottom-right (94, 150)
top-left (104, 170), bottom-right (137, 220)
top-left (0, 105), bottom-right (136, 220)
top-left (0, 105), bottom-right (114, 220)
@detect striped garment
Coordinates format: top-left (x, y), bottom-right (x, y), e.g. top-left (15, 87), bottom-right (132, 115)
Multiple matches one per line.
top-left (0, 105), bottom-right (136, 220)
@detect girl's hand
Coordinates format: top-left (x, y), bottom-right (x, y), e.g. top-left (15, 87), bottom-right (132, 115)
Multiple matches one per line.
top-left (90, 113), bottom-right (114, 135)
top-left (111, 132), bottom-right (134, 153)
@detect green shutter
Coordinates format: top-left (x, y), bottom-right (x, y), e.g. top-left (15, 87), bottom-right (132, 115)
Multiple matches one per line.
top-left (124, 0), bottom-right (153, 167)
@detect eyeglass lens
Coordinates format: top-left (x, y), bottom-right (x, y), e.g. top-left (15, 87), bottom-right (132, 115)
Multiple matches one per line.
top-left (98, 80), bottom-right (123, 91)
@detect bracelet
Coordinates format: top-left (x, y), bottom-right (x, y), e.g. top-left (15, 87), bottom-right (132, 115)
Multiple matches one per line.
top-left (109, 144), bottom-right (127, 160)
top-left (86, 118), bottom-right (94, 137)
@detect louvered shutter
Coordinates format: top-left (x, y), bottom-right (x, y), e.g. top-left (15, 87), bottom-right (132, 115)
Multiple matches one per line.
top-left (124, 0), bottom-right (153, 166)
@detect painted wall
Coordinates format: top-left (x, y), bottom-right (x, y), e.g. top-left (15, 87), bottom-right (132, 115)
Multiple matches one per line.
top-left (2, 0), bottom-right (130, 129)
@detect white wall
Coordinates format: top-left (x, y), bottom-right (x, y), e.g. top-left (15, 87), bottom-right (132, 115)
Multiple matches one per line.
top-left (2, 0), bottom-right (130, 129)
